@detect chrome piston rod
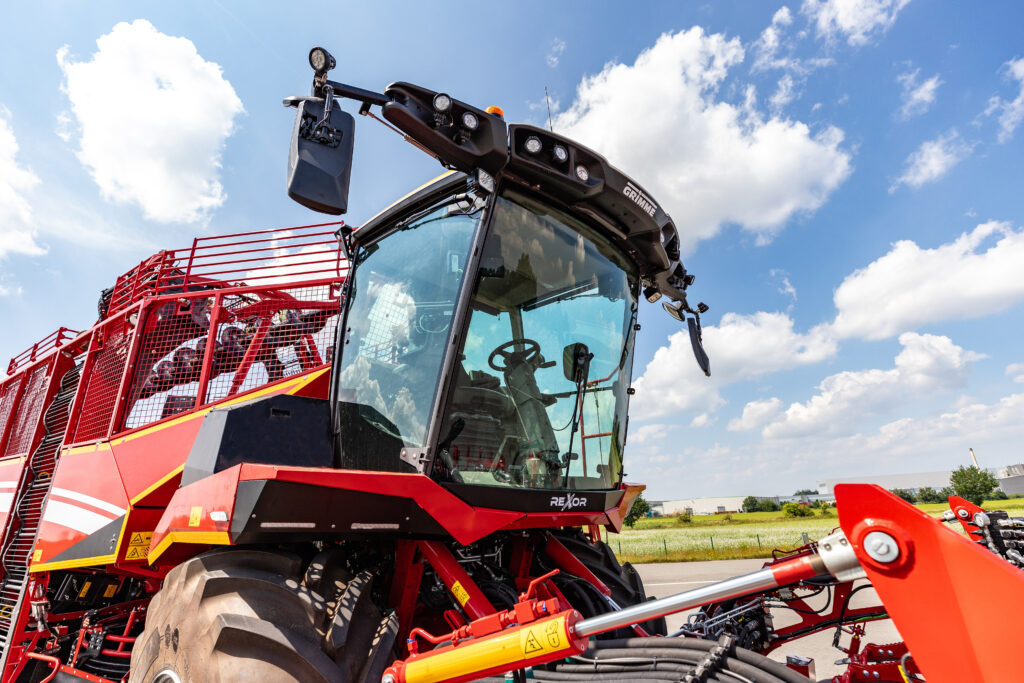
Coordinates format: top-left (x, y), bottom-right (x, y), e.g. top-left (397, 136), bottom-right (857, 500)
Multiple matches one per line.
top-left (574, 547), bottom-right (837, 638)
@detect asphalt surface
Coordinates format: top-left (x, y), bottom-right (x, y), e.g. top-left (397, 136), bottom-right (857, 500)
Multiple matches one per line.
top-left (635, 560), bottom-right (902, 681)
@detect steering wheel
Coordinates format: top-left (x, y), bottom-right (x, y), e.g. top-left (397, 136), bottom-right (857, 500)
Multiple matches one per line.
top-left (487, 338), bottom-right (541, 372)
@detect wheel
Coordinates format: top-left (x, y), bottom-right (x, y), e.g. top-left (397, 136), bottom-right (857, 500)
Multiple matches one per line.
top-left (130, 548), bottom-right (397, 682)
top-left (547, 528), bottom-right (668, 637)
top-left (487, 338), bottom-right (541, 371)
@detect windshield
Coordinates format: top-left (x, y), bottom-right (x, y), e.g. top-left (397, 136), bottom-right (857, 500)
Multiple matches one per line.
top-left (334, 200), bottom-right (480, 471)
top-left (434, 189), bottom-right (638, 490)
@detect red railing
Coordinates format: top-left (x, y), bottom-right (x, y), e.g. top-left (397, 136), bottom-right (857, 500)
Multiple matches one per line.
top-left (6, 328), bottom-right (78, 376)
top-left (105, 221), bottom-right (346, 317)
top-left (1, 222), bottom-right (348, 453)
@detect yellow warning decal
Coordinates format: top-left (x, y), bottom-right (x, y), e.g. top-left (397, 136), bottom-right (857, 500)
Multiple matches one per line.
top-left (519, 616), bottom-right (566, 657)
top-left (103, 584), bottom-right (117, 598)
top-left (450, 580), bottom-right (471, 607)
top-left (129, 532), bottom-right (153, 547)
top-left (79, 581), bottom-right (92, 598)
top-left (0, 606), bottom-right (11, 619)
top-left (125, 546), bottom-right (148, 561)
top-left (125, 531), bottom-right (153, 560)
top-left (32, 549), bottom-right (42, 562)
top-left (188, 506), bottom-right (203, 527)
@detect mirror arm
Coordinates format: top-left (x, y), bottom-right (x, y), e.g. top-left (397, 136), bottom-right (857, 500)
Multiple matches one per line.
top-left (322, 79), bottom-right (390, 108)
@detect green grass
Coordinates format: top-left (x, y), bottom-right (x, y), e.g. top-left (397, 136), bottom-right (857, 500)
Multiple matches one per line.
top-left (614, 498), bottom-right (1024, 563)
top-left (612, 518), bottom-right (838, 564)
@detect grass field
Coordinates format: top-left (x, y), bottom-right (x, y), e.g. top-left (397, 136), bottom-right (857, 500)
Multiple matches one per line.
top-left (612, 497), bottom-right (1023, 564)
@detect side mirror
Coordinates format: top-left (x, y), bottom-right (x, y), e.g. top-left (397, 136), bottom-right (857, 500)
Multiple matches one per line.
top-left (688, 317), bottom-right (711, 377)
top-left (287, 98), bottom-right (355, 215)
top-left (562, 342), bottom-right (593, 383)
top-left (663, 300), bottom-right (711, 377)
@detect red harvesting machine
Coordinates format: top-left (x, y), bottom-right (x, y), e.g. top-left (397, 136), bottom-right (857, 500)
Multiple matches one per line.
top-left (0, 47), bottom-right (1020, 683)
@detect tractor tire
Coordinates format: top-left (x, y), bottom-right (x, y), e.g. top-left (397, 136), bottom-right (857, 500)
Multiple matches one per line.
top-left (548, 528), bottom-right (668, 637)
top-left (130, 548), bottom-right (397, 683)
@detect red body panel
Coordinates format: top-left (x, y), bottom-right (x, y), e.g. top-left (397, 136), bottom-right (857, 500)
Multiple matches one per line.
top-left (32, 445), bottom-right (129, 570)
top-left (0, 457), bottom-right (26, 538)
top-left (836, 483), bottom-right (1024, 683)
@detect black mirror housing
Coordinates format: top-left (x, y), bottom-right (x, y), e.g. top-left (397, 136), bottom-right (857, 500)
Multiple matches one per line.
top-left (562, 342), bottom-right (593, 383)
top-left (287, 99), bottom-right (355, 215)
top-left (688, 317), bottom-right (711, 377)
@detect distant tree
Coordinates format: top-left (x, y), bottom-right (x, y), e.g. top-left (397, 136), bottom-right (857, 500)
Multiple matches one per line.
top-left (950, 466), bottom-right (998, 506)
top-left (742, 495), bottom-right (760, 513)
top-left (624, 494), bottom-right (650, 528)
top-left (890, 488), bottom-right (917, 504)
top-left (989, 489), bottom-right (1008, 501)
top-left (756, 499), bottom-right (781, 513)
top-left (818, 505), bottom-right (833, 517)
top-left (916, 486), bottom-right (943, 503)
top-left (938, 486), bottom-right (955, 500)
top-left (783, 502), bottom-right (813, 517)
top-left (794, 489), bottom-right (817, 496)
top-left (677, 511), bottom-right (692, 524)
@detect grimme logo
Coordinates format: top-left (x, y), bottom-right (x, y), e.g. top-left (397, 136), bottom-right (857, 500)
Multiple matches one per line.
top-left (623, 182), bottom-right (657, 218)
top-left (550, 494), bottom-right (589, 510)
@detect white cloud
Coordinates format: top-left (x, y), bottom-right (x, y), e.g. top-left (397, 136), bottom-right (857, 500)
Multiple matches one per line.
top-left (0, 108), bottom-right (46, 261)
top-left (57, 20), bottom-right (244, 224)
top-left (690, 413), bottom-right (716, 427)
top-left (770, 74), bottom-right (798, 111)
top-left (896, 68), bottom-right (941, 120)
top-left (832, 220), bottom-right (1024, 340)
top-left (984, 57), bottom-right (1024, 143)
top-left (728, 397), bottom-right (783, 431)
top-left (546, 38), bottom-right (566, 68)
top-left (859, 392), bottom-right (1024, 459)
top-left (802, 0), bottom-right (912, 46)
top-left (890, 129), bottom-right (972, 192)
top-left (762, 332), bottom-right (982, 439)
top-left (770, 268), bottom-right (798, 307)
top-left (553, 26), bottom-right (851, 252)
top-left (1007, 363), bottom-right (1024, 383)
top-left (633, 311), bottom-right (836, 418)
top-left (628, 423), bottom-right (675, 444)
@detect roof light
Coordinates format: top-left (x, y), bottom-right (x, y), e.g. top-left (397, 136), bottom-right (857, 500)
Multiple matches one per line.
top-left (552, 145), bottom-right (568, 163)
top-left (308, 47), bottom-right (336, 74)
top-left (524, 136), bottom-right (543, 154)
top-left (643, 286), bottom-right (662, 303)
top-left (575, 164), bottom-right (590, 182)
top-left (433, 93), bottom-right (452, 113)
top-left (461, 111), bottom-right (479, 131)
top-left (486, 105), bottom-right (505, 118)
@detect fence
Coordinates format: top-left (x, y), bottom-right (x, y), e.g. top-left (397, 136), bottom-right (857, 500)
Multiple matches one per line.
top-left (614, 520), bottom-right (839, 560)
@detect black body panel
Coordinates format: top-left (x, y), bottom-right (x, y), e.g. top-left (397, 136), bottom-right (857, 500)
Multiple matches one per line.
top-left (230, 480), bottom-right (448, 543)
top-left (181, 394), bottom-right (334, 487)
top-left (443, 483), bottom-right (623, 513)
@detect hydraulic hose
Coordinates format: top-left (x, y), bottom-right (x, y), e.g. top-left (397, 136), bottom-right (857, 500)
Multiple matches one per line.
top-left (528, 637), bottom-right (810, 683)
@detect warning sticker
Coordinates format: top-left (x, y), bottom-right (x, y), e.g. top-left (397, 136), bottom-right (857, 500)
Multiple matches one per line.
top-left (79, 581), bottom-right (92, 598)
top-left (32, 549), bottom-right (42, 562)
top-left (450, 580), bottom-right (471, 607)
top-left (519, 617), bottom-right (565, 657)
top-left (129, 532), bottom-right (152, 547)
top-left (103, 584), bottom-right (117, 598)
top-left (125, 546), bottom-right (149, 561)
top-left (188, 506), bottom-right (203, 527)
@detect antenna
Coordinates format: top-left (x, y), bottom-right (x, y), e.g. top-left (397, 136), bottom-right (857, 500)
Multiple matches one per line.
top-left (545, 86), bottom-right (554, 132)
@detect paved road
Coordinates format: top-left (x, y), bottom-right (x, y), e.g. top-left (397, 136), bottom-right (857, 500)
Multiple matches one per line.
top-left (635, 560), bottom-right (902, 681)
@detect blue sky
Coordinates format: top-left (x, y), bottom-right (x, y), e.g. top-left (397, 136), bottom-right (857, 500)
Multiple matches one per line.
top-left (2, 1), bottom-right (1023, 498)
